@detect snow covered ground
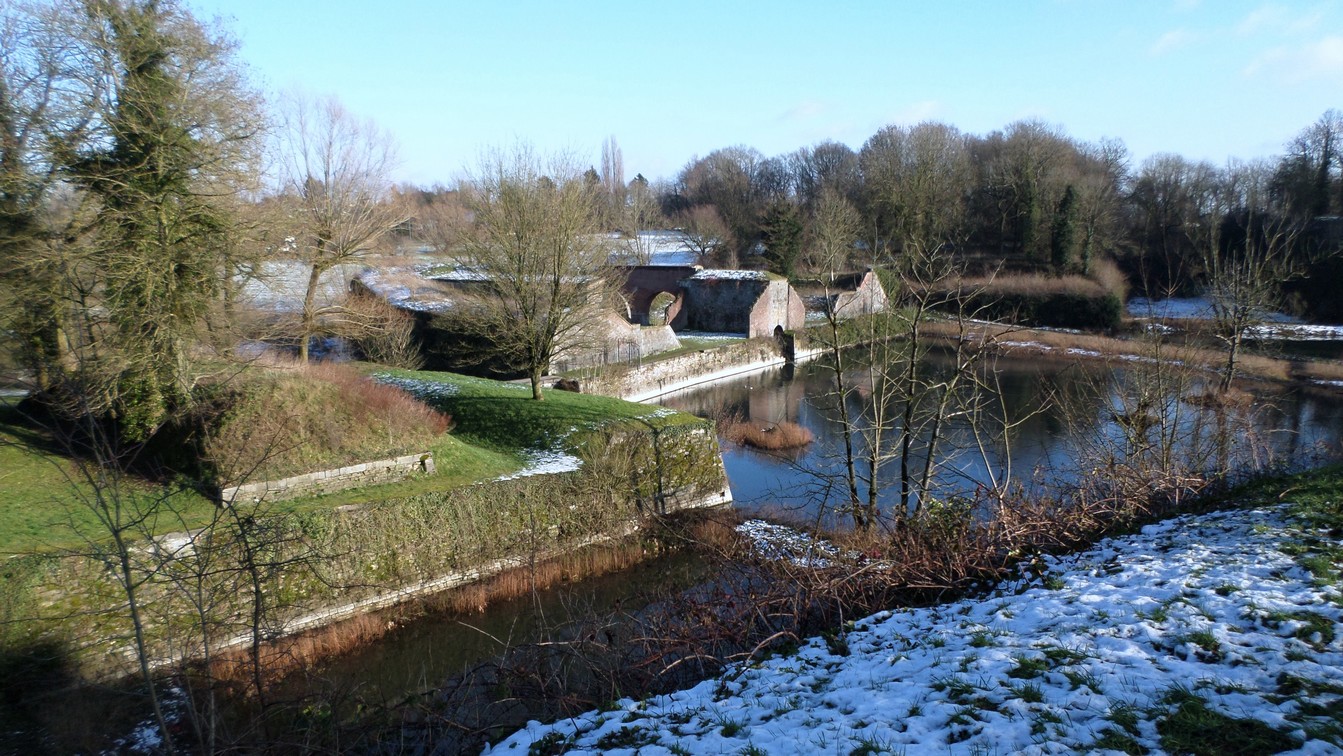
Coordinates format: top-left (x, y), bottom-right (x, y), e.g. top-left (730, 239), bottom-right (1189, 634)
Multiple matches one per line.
top-left (238, 260), bottom-right (366, 312)
top-left (488, 504), bottom-right (1343, 755)
top-left (608, 230), bottom-right (702, 266)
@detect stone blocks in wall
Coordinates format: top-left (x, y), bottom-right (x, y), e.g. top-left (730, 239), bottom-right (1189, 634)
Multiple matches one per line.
top-left (220, 452), bottom-right (435, 505)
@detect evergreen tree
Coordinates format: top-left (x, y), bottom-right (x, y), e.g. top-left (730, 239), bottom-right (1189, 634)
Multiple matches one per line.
top-left (1051, 184), bottom-right (1078, 271)
top-left (761, 201), bottom-right (804, 278)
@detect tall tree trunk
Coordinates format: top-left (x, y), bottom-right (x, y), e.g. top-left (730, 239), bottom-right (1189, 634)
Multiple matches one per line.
top-left (530, 363), bottom-right (544, 401)
top-left (299, 262), bottom-right (323, 363)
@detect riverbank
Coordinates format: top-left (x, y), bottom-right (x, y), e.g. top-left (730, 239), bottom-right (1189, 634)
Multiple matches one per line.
top-left (491, 466), bottom-right (1343, 754)
top-left (922, 318), bottom-right (1343, 389)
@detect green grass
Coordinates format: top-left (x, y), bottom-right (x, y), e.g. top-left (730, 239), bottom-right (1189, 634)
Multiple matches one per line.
top-left (372, 368), bottom-right (700, 452)
top-left (1156, 689), bottom-right (1298, 755)
top-left (0, 368), bottom-right (693, 554)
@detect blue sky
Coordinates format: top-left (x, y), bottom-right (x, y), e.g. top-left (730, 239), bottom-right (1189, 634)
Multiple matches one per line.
top-left (185, 0), bottom-right (1343, 186)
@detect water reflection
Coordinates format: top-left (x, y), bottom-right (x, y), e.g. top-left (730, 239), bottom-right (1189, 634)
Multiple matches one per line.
top-left (656, 350), bottom-right (1343, 525)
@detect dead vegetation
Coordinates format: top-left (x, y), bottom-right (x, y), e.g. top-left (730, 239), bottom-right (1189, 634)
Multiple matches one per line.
top-left (203, 361), bottom-right (451, 485)
top-left (720, 418), bottom-right (815, 451)
top-left (919, 319), bottom-right (1343, 386)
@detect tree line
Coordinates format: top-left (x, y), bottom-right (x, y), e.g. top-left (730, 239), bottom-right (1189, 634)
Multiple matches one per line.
top-left (574, 116), bottom-right (1343, 314)
top-left (4, 0), bottom-right (1341, 440)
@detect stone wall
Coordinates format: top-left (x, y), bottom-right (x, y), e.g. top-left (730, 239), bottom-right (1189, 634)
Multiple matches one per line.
top-left (550, 313), bottom-right (681, 373)
top-left (748, 278), bottom-right (806, 337)
top-left (622, 265), bottom-right (699, 325)
top-left (582, 337), bottom-right (823, 402)
top-left (680, 275), bottom-right (766, 334)
top-left (831, 270), bottom-right (888, 320)
top-left (221, 453), bottom-right (436, 504)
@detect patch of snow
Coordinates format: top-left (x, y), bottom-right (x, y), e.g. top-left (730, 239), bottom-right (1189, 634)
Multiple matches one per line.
top-left (1248, 323), bottom-right (1343, 341)
top-left (689, 269), bottom-right (770, 282)
top-left (494, 448), bottom-right (582, 481)
top-left (357, 267), bottom-right (457, 313)
top-left (427, 267), bottom-right (490, 282)
top-left (239, 260), bottom-right (363, 313)
top-left (489, 504), bottom-right (1343, 755)
top-left (373, 374), bottom-right (461, 401)
top-left (999, 340), bottom-right (1049, 350)
top-left (609, 230), bottom-right (702, 266)
top-left (735, 519), bottom-right (842, 568)
top-left (676, 330), bottom-right (749, 341)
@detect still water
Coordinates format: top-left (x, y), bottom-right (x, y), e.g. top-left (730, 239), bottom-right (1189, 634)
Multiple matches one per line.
top-left (655, 350), bottom-right (1343, 523)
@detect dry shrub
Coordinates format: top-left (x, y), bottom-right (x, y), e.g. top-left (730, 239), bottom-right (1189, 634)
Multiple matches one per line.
top-left (339, 292), bottom-right (424, 370)
top-left (1090, 257), bottom-right (1129, 300)
top-left (205, 362), bottom-right (451, 485)
top-left (721, 419), bottom-right (814, 451)
top-left (954, 272), bottom-right (1107, 298)
top-left (1184, 386), bottom-right (1255, 409)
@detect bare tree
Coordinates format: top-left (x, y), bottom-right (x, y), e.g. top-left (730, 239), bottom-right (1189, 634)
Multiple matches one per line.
top-left (1189, 161), bottom-right (1306, 393)
top-left (806, 186), bottom-right (861, 281)
top-left (614, 174), bottom-right (664, 264)
top-left (276, 92), bottom-right (404, 362)
top-left (600, 134), bottom-right (624, 198)
top-left (674, 204), bottom-right (732, 266)
top-left (451, 145), bottom-right (613, 400)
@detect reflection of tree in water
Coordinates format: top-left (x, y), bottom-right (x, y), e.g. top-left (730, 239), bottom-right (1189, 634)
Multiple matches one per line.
top-left (658, 353), bottom-right (1343, 528)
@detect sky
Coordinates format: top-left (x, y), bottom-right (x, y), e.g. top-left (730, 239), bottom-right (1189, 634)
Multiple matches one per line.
top-left (183, 0), bottom-right (1343, 186)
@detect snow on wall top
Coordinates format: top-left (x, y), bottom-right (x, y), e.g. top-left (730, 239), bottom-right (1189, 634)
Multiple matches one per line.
top-left (687, 269), bottom-right (769, 282)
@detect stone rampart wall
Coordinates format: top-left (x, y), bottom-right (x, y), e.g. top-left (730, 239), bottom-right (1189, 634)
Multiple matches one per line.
top-left (221, 453), bottom-right (435, 504)
top-left (582, 337), bottom-right (822, 402)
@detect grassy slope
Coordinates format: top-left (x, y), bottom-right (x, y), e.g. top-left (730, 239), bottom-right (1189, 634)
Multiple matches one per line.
top-left (0, 369), bottom-right (682, 554)
top-left (371, 369), bottom-right (699, 451)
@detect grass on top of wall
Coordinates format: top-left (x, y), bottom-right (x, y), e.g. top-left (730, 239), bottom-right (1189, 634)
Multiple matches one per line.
top-left (370, 368), bottom-right (705, 452)
top-left (0, 402), bottom-right (519, 555)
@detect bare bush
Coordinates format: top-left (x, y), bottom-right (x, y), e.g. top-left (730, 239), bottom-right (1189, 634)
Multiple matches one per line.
top-left (335, 292), bottom-right (424, 370)
top-left (204, 362), bottom-right (450, 485)
top-left (721, 418), bottom-right (814, 451)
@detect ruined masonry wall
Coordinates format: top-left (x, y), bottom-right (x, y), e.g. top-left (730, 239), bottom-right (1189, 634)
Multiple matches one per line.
top-left (221, 453), bottom-right (435, 504)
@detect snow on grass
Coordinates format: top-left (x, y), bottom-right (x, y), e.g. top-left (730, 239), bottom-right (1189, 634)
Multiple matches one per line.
top-left (488, 504), bottom-right (1343, 755)
top-left (999, 340), bottom-right (1050, 351)
top-left (736, 519), bottom-right (842, 568)
top-left (676, 330), bottom-right (750, 341)
top-left (373, 374), bottom-right (461, 401)
top-left (1249, 324), bottom-right (1343, 341)
top-left (493, 448), bottom-right (582, 481)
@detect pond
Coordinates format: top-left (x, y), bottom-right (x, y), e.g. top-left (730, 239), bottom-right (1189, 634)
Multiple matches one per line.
top-left (654, 349), bottom-right (1343, 525)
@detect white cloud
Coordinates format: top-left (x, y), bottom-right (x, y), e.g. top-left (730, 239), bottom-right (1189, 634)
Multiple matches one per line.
top-left (1237, 3), bottom-right (1326, 36)
top-left (1150, 28), bottom-right (1194, 56)
top-left (1245, 35), bottom-right (1343, 82)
